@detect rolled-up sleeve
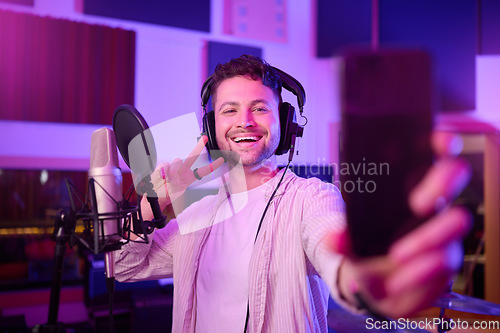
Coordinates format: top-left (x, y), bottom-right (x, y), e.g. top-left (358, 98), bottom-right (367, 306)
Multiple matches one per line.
top-left (115, 218), bottom-right (179, 282)
top-left (299, 180), bottom-right (360, 313)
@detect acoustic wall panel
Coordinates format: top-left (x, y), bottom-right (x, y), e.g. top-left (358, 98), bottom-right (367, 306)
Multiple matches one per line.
top-left (206, 41), bottom-right (262, 76)
top-left (481, 0), bottom-right (500, 54)
top-left (379, 0), bottom-right (477, 112)
top-left (0, 10), bottom-right (135, 124)
top-left (223, 0), bottom-right (287, 43)
top-left (0, 0), bottom-right (32, 5)
top-left (316, 1), bottom-right (479, 112)
top-left (83, 0), bottom-right (210, 32)
top-left (316, 0), bottom-right (372, 57)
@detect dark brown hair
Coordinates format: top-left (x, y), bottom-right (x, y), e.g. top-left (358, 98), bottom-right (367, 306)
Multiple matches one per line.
top-left (210, 54), bottom-right (282, 108)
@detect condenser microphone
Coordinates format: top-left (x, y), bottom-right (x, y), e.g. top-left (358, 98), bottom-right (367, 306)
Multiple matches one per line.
top-left (88, 127), bottom-right (123, 279)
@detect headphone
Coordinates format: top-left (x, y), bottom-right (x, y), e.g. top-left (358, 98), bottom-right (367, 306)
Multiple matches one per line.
top-left (200, 66), bottom-right (306, 161)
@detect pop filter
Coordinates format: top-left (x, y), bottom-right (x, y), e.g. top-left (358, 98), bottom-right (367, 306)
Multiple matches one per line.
top-left (112, 104), bottom-right (166, 232)
top-left (113, 104), bottom-right (156, 178)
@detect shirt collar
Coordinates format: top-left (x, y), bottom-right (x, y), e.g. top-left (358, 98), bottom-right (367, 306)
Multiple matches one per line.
top-left (215, 167), bottom-right (296, 203)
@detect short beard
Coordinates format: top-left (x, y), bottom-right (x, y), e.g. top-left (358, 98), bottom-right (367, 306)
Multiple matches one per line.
top-left (228, 131), bottom-right (280, 167)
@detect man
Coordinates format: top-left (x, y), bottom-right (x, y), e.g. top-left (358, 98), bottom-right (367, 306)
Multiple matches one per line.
top-left (115, 55), bottom-right (470, 332)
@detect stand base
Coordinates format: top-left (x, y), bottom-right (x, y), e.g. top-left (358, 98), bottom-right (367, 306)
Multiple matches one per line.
top-left (32, 322), bottom-right (65, 333)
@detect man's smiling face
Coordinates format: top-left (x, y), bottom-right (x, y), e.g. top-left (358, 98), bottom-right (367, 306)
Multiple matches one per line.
top-left (214, 75), bottom-right (281, 167)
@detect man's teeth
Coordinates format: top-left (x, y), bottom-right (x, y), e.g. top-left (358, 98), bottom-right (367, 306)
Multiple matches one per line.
top-left (233, 136), bottom-right (259, 143)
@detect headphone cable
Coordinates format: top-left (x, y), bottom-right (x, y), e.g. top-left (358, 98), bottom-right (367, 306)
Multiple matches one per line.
top-left (253, 160), bottom-right (290, 243)
top-left (244, 160), bottom-right (290, 332)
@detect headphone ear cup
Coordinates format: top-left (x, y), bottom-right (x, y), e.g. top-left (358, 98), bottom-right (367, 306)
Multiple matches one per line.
top-left (276, 102), bottom-right (294, 155)
top-left (276, 102), bottom-right (304, 156)
top-left (202, 110), bottom-right (221, 160)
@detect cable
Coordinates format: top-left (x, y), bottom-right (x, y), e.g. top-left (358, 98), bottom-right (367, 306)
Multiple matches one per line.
top-left (245, 161), bottom-right (291, 332)
top-left (253, 161), bottom-right (290, 243)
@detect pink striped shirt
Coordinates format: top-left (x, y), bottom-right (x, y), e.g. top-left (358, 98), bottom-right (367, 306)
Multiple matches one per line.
top-left (115, 170), bottom-right (350, 332)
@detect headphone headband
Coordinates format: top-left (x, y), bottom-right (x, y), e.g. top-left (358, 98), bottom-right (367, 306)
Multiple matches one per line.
top-left (271, 66), bottom-right (306, 113)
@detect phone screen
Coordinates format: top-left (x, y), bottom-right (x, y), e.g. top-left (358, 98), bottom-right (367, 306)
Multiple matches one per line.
top-left (340, 49), bottom-right (434, 257)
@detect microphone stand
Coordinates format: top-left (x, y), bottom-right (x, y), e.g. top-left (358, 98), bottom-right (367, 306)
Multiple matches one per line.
top-left (33, 209), bottom-right (77, 333)
top-left (34, 174), bottom-right (166, 333)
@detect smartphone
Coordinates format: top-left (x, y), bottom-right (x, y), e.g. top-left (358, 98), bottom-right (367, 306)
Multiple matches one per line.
top-left (339, 49), bottom-right (434, 257)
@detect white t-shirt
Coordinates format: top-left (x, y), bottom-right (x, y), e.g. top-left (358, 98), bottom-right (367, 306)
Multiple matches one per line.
top-left (195, 182), bottom-right (270, 332)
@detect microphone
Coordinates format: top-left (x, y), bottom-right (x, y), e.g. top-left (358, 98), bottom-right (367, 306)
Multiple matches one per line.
top-left (88, 127), bottom-right (123, 280)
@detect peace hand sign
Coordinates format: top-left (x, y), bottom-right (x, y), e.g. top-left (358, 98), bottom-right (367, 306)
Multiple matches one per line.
top-left (150, 135), bottom-right (224, 206)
